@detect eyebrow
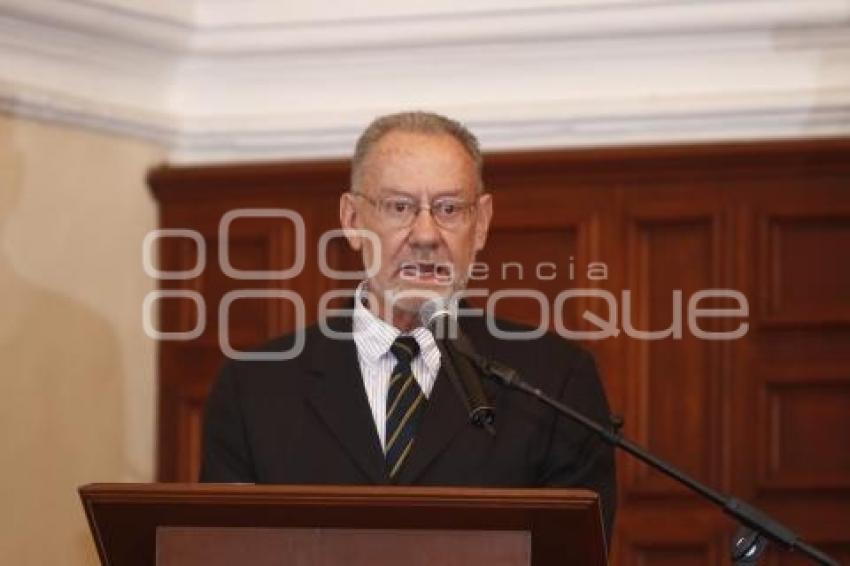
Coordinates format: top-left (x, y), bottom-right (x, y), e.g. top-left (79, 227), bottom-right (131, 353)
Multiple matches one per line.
top-left (378, 188), bottom-right (466, 199)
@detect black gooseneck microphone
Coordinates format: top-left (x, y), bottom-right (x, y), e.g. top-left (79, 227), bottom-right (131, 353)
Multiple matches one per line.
top-left (419, 299), bottom-right (495, 435)
top-left (439, 315), bottom-right (838, 566)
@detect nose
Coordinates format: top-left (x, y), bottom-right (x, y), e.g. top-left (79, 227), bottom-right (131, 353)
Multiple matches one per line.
top-left (408, 206), bottom-right (440, 248)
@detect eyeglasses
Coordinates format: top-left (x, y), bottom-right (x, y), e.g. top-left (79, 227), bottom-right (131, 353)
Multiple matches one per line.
top-left (351, 192), bottom-right (478, 230)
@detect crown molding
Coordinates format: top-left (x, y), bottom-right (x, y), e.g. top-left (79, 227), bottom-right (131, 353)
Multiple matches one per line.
top-left (0, 80), bottom-right (176, 144)
top-left (7, 0), bottom-right (849, 53)
top-left (189, 0), bottom-right (850, 53)
top-left (5, 80), bottom-right (846, 164)
top-left (167, 95), bottom-right (850, 163)
top-left (0, 0), bottom-right (848, 163)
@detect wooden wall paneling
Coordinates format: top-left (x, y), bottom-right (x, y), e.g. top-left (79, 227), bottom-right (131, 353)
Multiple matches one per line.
top-left (733, 185), bottom-right (850, 559)
top-left (157, 206), bottom-right (297, 480)
top-left (765, 539), bottom-right (850, 566)
top-left (156, 206), bottom-right (215, 482)
top-left (148, 140), bottom-right (850, 564)
top-left (470, 180), bottom-right (620, 392)
top-left (758, 497), bottom-right (850, 564)
top-left (614, 507), bottom-right (727, 566)
top-left (159, 342), bottom-right (228, 481)
top-left (745, 191), bottom-right (850, 500)
top-left (464, 181), bottom-right (632, 453)
top-left (152, 164), bottom-right (350, 481)
top-left (308, 190), bottom-right (366, 319)
top-left (470, 218), bottom-right (594, 331)
top-left (756, 199), bottom-right (850, 328)
top-left (755, 363), bottom-right (850, 492)
top-left (628, 539), bottom-right (720, 566)
top-left (174, 390), bottom-right (206, 482)
top-left (620, 194), bottom-right (729, 499)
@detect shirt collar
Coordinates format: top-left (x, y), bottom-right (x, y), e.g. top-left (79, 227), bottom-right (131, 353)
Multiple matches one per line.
top-left (352, 282), bottom-right (441, 373)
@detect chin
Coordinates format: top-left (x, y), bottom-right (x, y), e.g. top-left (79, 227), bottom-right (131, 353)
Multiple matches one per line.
top-left (386, 281), bottom-right (453, 313)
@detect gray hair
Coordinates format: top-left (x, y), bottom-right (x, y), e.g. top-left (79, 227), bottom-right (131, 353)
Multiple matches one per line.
top-left (351, 111), bottom-right (483, 192)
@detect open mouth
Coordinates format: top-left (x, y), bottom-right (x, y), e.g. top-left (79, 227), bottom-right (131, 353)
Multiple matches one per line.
top-left (399, 261), bottom-right (454, 283)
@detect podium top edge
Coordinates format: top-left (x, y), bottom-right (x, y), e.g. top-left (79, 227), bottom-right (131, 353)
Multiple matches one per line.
top-left (79, 483), bottom-right (598, 508)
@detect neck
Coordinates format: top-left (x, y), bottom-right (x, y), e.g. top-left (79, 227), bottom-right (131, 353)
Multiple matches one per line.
top-left (390, 308), bottom-right (419, 332)
top-left (369, 299), bottom-right (418, 332)
top-left (360, 284), bottom-right (422, 332)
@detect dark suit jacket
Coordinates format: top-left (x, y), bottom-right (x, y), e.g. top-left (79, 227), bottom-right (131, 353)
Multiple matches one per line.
top-left (201, 314), bottom-right (617, 541)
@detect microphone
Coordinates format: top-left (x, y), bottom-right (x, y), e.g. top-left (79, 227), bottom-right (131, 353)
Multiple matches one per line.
top-left (419, 298), bottom-right (495, 434)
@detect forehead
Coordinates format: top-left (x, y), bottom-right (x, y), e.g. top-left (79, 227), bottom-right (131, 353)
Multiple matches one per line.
top-left (359, 131), bottom-right (477, 197)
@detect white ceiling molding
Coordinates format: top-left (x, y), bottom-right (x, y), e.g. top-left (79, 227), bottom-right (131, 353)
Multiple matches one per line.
top-left (0, 0), bottom-right (848, 163)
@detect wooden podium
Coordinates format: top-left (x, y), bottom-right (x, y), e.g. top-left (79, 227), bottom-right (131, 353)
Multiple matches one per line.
top-left (79, 484), bottom-right (607, 566)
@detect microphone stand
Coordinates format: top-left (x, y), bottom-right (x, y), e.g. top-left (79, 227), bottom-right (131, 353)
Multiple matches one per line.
top-left (454, 345), bottom-right (839, 566)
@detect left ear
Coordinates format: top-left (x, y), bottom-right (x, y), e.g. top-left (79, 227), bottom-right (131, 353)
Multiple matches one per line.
top-left (473, 192), bottom-right (493, 252)
top-left (340, 191), bottom-right (363, 251)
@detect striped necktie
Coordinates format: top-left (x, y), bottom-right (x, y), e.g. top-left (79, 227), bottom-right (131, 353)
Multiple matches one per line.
top-left (385, 335), bottom-right (426, 480)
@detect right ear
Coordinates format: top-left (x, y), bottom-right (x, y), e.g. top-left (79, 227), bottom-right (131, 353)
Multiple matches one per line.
top-left (339, 191), bottom-right (363, 251)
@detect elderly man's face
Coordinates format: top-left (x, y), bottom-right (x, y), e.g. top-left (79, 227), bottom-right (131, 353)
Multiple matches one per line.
top-left (340, 130), bottom-right (492, 323)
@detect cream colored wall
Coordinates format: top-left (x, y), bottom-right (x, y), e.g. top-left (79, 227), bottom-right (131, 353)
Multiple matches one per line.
top-left (0, 113), bottom-right (163, 565)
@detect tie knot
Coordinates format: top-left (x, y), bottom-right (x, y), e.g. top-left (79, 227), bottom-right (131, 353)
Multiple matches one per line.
top-left (390, 335), bottom-right (420, 365)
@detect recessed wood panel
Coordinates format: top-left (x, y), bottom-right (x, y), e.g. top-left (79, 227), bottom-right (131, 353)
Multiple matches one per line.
top-left (623, 215), bottom-right (723, 497)
top-left (616, 518), bottom-right (722, 566)
top-left (758, 374), bottom-right (850, 491)
top-left (759, 213), bottom-right (850, 326)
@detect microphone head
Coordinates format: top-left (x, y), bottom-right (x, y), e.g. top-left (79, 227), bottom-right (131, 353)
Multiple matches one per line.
top-left (418, 297), bottom-right (453, 330)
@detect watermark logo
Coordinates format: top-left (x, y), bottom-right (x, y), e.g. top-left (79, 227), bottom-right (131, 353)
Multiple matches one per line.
top-left (142, 208), bottom-right (750, 360)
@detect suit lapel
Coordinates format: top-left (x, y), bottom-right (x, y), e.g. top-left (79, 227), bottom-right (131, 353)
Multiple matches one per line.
top-left (305, 317), bottom-right (388, 484)
top-left (397, 315), bottom-right (505, 483)
top-left (394, 364), bottom-right (470, 483)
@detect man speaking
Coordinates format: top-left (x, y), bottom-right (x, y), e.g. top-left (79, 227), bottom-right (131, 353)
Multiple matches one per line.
top-left (200, 111), bottom-right (617, 541)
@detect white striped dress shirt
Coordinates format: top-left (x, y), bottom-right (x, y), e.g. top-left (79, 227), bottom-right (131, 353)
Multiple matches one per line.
top-left (352, 283), bottom-right (441, 453)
